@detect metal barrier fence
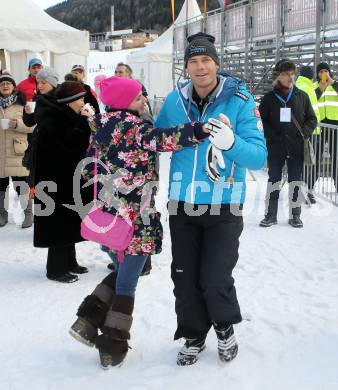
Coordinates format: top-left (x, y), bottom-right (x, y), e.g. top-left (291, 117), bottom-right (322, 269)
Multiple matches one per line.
top-left (174, 0), bottom-right (338, 46)
top-left (252, 0), bottom-right (278, 39)
top-left (226, 6), bottom-right (246, 43)
top-left (304, 124), bottom-right (338, 205)
top-left (326, 0), bottom-right (338, 25)
top-left (285, 0), bottom-right (317, 32)
top-left (206, 12), bottom-right (223, 46)
top-left (173, 0), bottom-right (338, 94)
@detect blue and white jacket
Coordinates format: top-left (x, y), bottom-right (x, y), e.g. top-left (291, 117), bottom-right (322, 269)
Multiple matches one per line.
top-left (155, 73), bottom-right (267, 205)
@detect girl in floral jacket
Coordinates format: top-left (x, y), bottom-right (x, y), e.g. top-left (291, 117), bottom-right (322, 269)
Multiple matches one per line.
top-left (69, 76), bottom-right (209, 368)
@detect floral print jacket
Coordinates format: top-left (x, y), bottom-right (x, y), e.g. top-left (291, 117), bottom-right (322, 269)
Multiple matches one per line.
top-left (83, 109), bottom-right (205, 256)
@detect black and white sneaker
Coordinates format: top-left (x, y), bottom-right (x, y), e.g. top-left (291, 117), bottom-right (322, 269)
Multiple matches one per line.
top-left (214, 323), bottom-right (238, 362)
top-left (177, 337), bottom-right (206, 366)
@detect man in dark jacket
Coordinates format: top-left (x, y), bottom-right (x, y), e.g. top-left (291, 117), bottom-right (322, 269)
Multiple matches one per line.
top-left (259, 59), bottom-right (317, 228)
top-left (71, 65), bottom-right (100, 114)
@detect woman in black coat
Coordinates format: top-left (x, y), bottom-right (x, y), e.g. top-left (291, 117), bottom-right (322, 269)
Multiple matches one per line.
top-left (34, 81), bottom-right (93, 283)
top-left (23, 67), bottom-right (59, 188)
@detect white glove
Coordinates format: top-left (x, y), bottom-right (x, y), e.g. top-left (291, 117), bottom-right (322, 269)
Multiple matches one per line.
top-left (219, 113), bottom-right (231, 127)
top-left (205, 116), bottom-right (234, 150)
top-left (206, 144), bottom-right (226, 182)
top-left (81, 103), bottom-right (95, 117)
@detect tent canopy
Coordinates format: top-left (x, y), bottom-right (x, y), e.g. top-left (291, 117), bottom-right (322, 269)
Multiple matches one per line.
top-left (0, 0), bottom-right (89, 84)
top-left (0, 0), bottom-right (88, 56)
top-left (128, 27), bottom-right (173, 64)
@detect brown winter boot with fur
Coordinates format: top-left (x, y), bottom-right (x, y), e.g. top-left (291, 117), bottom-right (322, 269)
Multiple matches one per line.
top-left (95, 295), bottom-right (134, 368)
top-left (69, 272), bottom-right (117, 347)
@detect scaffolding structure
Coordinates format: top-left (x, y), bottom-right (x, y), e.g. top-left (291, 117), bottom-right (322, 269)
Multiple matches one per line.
top-left (173, 0), bottom-right (338, 97)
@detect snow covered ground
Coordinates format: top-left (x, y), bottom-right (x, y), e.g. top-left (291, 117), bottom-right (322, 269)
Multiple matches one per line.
top-left (1, 154), bottom-right (338, 390)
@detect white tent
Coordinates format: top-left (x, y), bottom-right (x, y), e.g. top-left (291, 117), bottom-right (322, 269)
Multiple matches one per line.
top-left (0, 0), bottom-right (89, 83)
top-left (127, 0), bottom-right (201, 100)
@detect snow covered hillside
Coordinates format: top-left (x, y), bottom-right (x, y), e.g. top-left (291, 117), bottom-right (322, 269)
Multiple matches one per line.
top-left (1, 154), bottom-right (338, 390)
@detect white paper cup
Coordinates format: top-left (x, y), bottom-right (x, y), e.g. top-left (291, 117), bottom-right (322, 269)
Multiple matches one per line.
top-left (26, 101), bottom-right (36, 112)
top-left (0, 119), bottom-right (10, 130)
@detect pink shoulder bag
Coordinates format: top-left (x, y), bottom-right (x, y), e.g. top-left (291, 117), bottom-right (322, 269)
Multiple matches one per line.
top-left (80, 151), bottom-right (139, 262)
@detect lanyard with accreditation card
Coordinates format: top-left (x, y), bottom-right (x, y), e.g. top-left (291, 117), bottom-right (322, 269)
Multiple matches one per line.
top-left (273, 88), bottom-right (293, 123)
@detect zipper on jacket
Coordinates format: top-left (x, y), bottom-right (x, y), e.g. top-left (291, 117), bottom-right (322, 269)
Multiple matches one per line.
top-left (190, 101), bottom-right (212, 204)
top-left (228, 162), bottom-right (235, 184)
top-left (190, 147), bottom-right (198, 203)
top-left (176, 90), bottom-right (195, 203)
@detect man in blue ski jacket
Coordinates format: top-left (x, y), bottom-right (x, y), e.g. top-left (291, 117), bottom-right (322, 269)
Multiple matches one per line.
top-left (155, 32), bottom-right (267, 366)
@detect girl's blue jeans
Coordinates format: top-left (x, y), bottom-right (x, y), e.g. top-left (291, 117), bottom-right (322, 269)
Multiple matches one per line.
top-left (107, 251), bottom-right (147, 297)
